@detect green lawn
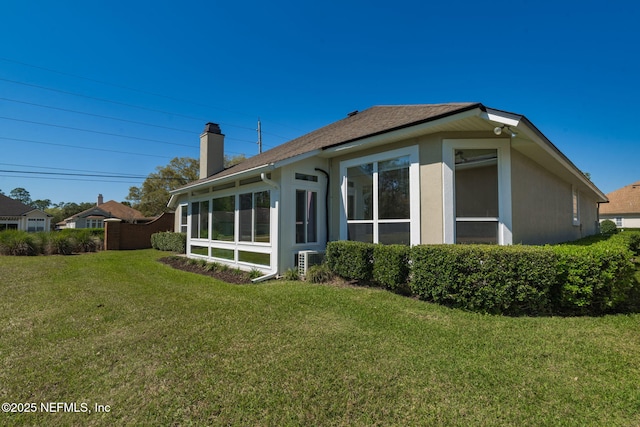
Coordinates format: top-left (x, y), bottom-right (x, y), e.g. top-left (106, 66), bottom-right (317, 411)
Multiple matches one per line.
top-left (1, 250), bottom-right (640, 426)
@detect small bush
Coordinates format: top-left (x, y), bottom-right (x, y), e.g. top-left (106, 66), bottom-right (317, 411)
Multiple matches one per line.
top-left (0, 230), bottom-right (38, 256)
top-left (306, 264), bottom-right (333, 283)
top-left (326, 241), bottom-right (374, 281)
top-left (282, 268), bottom-right (299, 281)
top-left (373, 244), bottom-right (410, 291)
top-left (151, 232), bottom-right (186, 253)
top-left (48, 233), bottom-right (75, 255)
top-left (249, 269), bottom-right (263, 280)
top-left (600, 219), bottom-right (618, 235)
top-left (73, 229), bottom-right (98, 253)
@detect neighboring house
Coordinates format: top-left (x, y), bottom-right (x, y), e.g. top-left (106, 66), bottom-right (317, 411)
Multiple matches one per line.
top-left (0, 193), bottom-right (52, 232)
top-left (59, 194), bottom-right (150, 229)
top-left (168, 103), bottom-right (608, 276)
top-left (599, 181), bottom-right (640, 229)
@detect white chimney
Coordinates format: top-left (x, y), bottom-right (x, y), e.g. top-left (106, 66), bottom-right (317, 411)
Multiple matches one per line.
top-left (200, 123), bottom-right (225, 179)
top-left (97, 194), bottom-right (104, 206)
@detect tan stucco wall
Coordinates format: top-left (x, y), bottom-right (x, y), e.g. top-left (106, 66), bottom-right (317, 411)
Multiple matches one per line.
top-left (418, 135), bottom-right (444, 243)
top-left (510, 149), bottom-right (598, 244)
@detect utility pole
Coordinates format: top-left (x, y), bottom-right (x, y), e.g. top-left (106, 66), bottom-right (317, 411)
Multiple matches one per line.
top-left (257, 118), bottom-right (262, 154)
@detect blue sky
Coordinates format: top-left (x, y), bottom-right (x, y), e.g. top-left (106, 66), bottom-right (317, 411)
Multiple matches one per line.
top-left (0, 0), bottom-right (638, 205)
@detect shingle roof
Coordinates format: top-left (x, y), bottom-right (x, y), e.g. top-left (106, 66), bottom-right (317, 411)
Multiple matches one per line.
top-left (68, 200), bottom-right (146, 221)
top-left (600, 181), bottom-right (640, 214)
top-left (182, 103), bottom-right (482, 188)
top-left (0, 193), bottom-right (39, 216)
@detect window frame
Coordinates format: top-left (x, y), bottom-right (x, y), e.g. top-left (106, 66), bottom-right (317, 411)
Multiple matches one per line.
top-left (443, 139), bottom-right (512, 245)
top-left (572, 185), bottom-right (580, 226)
top-left (339, 146), bottom-right (420, 245)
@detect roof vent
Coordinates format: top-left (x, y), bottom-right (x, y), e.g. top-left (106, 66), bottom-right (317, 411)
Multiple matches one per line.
top-left (347, 110), bottom-right (358, 117)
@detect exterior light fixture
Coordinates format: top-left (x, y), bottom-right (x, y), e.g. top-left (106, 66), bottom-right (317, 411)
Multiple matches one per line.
top-left (494, 125), bottom-right (517, 137)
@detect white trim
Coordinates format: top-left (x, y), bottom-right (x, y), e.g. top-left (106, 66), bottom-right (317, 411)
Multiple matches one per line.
top-left (443, 138), bottom-right (512, 245)
top-left (339, 145), bottom-right (420, 245)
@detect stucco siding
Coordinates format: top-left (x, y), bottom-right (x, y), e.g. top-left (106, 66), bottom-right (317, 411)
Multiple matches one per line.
top-left (511, 149), bottom-right (595, 244)
top-left (418, 134), bottom-right (443, 243)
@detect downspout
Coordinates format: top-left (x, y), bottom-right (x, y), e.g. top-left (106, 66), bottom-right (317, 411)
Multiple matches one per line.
top-left (258, 171), bottom-right (280, 282)
top-left (315, 168), bottom-right (330, 244)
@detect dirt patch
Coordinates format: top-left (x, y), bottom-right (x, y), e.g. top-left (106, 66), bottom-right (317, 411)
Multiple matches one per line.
top-left (158, 257), bottom-right (252, 284)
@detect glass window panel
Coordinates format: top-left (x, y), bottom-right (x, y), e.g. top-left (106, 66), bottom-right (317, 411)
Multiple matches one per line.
top-left (456, 221), bottom-right (498, 244)
top-left (239, 193), bottom-right (252, 242)
top-left (190, 245), bottom-right (208, 256)
top-left (211, 247), bottom-right (234, 260)
top-left (378, 222), bottom-right (411, 245)
top-left (348, 223), bottom-right (373, 243)
top-left (307, 191), bottom-right (317, 243)
top-left (190, 202), bottom-right (200, 238)
top-left (347, 164), bottom-right (373, 220)
top-left (254, 191), bottom-right (270, 243)
top-left (212, 196), bottom-right (235, 241)
top-left (296, 190), bottom-right (306, 244)
top-left (199, 201), bottom-right (209, 239)
top-left (239, 251), bottom-right (270, 266)
top-left (296, 190), bottom-right (317, 244)
top-left (378, 156), bottom-right (410, 219)
top-left (455, 149), bottom-right (498, 218)
top-left (180, 205), bottom-right (188, 233)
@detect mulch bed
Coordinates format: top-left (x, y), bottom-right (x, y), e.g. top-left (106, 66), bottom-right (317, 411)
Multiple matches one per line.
top-left (158, 256), bottom-right (252, 284)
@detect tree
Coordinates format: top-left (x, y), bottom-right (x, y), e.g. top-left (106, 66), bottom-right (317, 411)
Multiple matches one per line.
top-left (10, 188), bottom-right (32, 205)
top-left (31, 199), bottom-right (52, 211)
top-left (127, 157), bottom-right (200, 217)
top-left (0, 188), bottom-right (4, 195)
top-left (127, 154), bottom-right (246, 217)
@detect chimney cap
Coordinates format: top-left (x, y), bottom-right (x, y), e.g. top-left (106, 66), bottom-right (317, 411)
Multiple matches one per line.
top-left (203, 122), bottom-right (222, 134)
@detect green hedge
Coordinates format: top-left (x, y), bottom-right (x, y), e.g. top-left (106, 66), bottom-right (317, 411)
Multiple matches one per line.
top-left (551, 240), bottom-right (635, 315)
top-left (373, 244), bottom-right (410, 291)
top-left (151, 232), bottom-right (186, 253)
top-left (410, 245), bottom-right (556, 315)
top-left (326, 241), bottom-right (373, 281)
top-left (325, 233), bottom-right (639, 316)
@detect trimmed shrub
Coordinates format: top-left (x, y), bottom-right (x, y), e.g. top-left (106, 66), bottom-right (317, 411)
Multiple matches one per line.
top-left (551, 239), bottom-right (635, 315)
top-left (373, 244), bottom-right (410, 291)
top-left (411, 245), bottom-right (556, 315)
top-left (326, 241), bottom-right (374, 281)
top-left (600, 219), bottom-right (618, 235)
top-left (151, 232), bottom-right (186, 253)
top-left (306, 264), bottom-right (333, 283)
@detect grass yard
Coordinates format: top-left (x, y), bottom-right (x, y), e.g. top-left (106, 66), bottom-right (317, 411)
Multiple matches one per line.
top-left (1, 250), bottom-right (640, 426)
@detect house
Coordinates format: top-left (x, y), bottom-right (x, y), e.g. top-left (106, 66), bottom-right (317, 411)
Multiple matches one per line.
top-left (599, 181), bottom-right (640, 229)
top-left (0, 193), bottom-right (52, 232)
top-left (168, 103), bottom-right (608, 276)
top-left (58, 194), bottom-right (150, 229)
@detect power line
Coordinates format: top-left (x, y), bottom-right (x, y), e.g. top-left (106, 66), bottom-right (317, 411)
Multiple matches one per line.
top-left (0, 76), bottom-right (260, 135)
top-left (0, 174), bottom-right (142, 184)
top-left (0, 96), bottom-right (258, 146)
top-left (0, 162), bottom-right (146, 176)
top-left (0, 97), bottom-right (196, 134)
top-left (0, 57), bottom-right (297, 139)
top-left (0, 115), bottom-right (195, 147)
top-left (0, 169), bottom-right (146, 179)
top-left (0, 136), bottom-right (172, 159)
